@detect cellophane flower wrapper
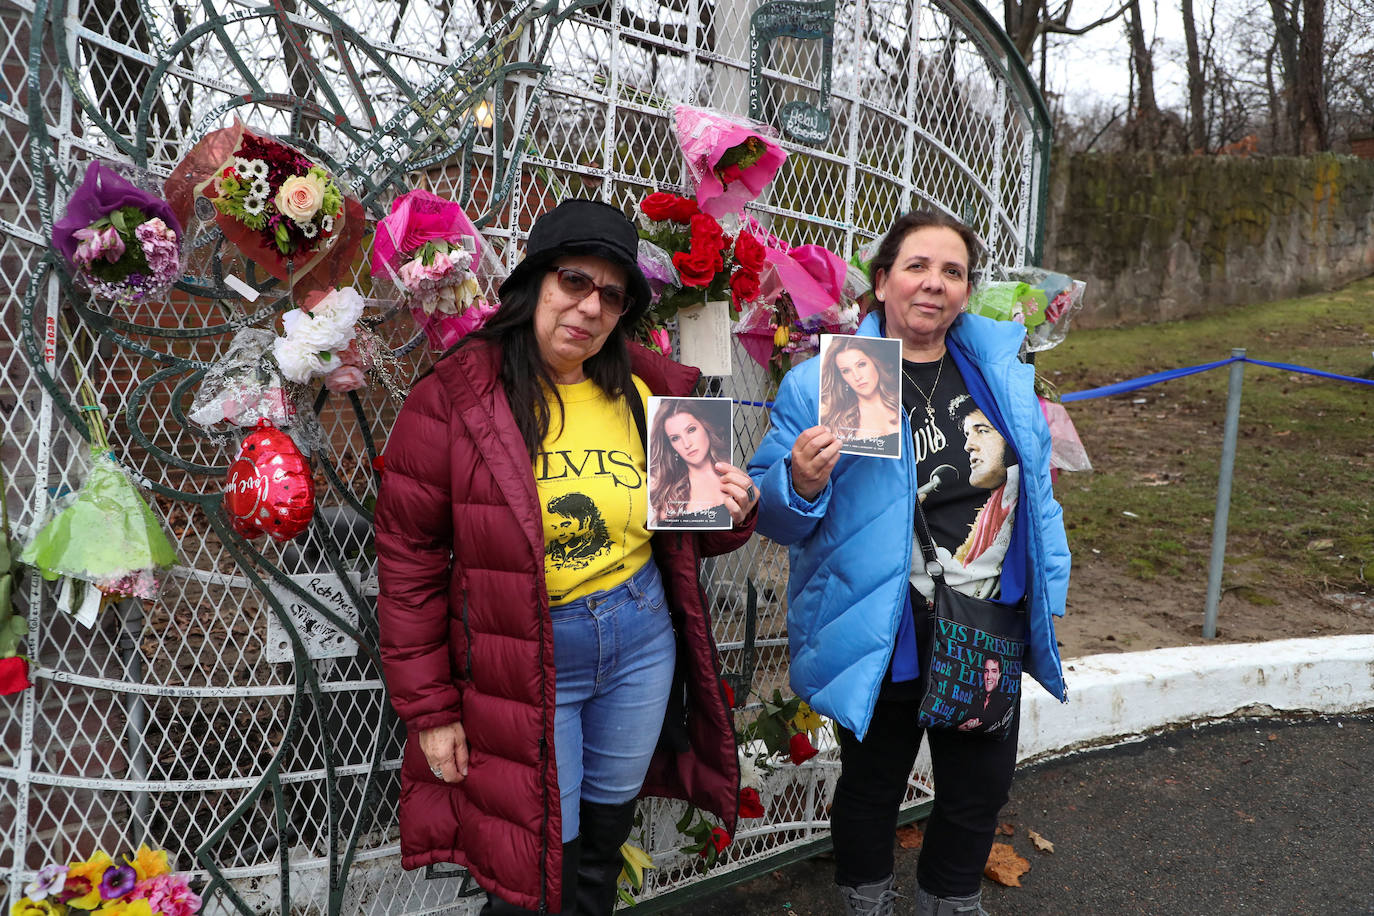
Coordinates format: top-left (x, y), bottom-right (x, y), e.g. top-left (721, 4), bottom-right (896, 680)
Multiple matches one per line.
top-left (18, 453), bottom-right (177, 601)
top-left (636, 238), bottom-right (680, 304)
top-left (673, 105), bottom-right (787, 218)
top-left (52, 161), bottom-right (185, 307)
top-left (1004, 267), bottom-right (1086, 352)
top-left (1039, 397), bottom-right (1092, 472)
top-left (189, 328), bottom-right (297, 429)
top-left (371, 189), bottom-right (502, 350)
top-left (164, 120), bottom-right (364, 299)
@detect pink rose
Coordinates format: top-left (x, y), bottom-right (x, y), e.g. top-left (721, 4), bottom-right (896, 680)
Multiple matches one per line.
top-left (336, 341), bottom-right (373, 370)
top-left (324, 365), bottom-right (367, 392)
top-left (275, 173), bottom-right (326, 222)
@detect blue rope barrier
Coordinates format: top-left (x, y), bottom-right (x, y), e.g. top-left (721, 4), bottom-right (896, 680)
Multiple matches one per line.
top-left (730, 354), bottom-right (1373, 409)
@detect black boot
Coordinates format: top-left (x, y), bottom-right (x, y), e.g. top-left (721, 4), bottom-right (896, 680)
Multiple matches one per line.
top-left (574, 799), bottom-right (638, 915)
top-left (480, 837), bottom-right (581, 915)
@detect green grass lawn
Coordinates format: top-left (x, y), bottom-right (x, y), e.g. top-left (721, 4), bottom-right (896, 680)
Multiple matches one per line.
top-left (1038, 277), bottom-right (1374, 597)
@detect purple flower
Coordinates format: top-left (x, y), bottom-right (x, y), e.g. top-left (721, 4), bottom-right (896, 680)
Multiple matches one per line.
top-left (24, 864), bottom-right (68, 901)
top-left (100, 862), bottom-right (138, 899)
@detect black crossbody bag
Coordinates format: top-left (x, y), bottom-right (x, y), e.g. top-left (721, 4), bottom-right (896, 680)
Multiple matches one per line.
top-left (913, 496), bottom-right (1026, 740)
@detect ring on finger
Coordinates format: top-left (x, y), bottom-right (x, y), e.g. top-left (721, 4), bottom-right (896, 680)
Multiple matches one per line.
top-left (430, 765), bottom-right (444, 779)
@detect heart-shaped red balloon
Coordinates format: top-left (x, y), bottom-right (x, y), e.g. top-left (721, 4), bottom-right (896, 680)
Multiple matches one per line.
top-left (224, 419), bottom-right (315, 541)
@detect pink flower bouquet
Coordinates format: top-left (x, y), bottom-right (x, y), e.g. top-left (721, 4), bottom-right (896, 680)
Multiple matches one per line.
top-left (371, 189), bottom-right (495, 350)
top-left (52, 162), bottom-right (183, 306)
top-left (673, 105), bottom-right (787, 218)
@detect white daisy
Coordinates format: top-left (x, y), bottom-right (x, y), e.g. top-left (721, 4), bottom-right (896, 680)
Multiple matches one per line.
top-left (250, 177), bottom-right (271, 199)
top-left (320, 214), bottom-right (334, 233)
top-left (234, 156), bottom-right (255, 175)
top-left (245, 159), bottom-right (269, 180)
top-left (299, 220), bottom-right (318, 238)
top-left (243, 196), bottom-right (265, 215)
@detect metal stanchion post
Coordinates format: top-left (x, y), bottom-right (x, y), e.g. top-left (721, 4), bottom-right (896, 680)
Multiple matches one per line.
top-left (1203, 348), bottom-right (1246, 638)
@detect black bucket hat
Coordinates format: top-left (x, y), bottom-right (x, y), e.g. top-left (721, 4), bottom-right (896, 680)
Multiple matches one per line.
top-left (498, 199), bottom-right (652, 323)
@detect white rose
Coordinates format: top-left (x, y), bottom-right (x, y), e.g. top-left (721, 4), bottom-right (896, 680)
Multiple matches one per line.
top-left (275, 172), bottom-right (327, 222)
top-left (280, 308), bottom-right (338, 352)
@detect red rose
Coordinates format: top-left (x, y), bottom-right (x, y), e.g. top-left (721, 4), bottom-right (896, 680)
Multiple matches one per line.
top-left (738, 787), bottom-right (765, 819)
top-left (729, 268), bottom-right (761, 307)
top-left (673, 247), bottom-right (722, 288)
top-left (0, 656), bottom-right (31, 695)
top-left (720, 163), bottom-right (745, 185)
top-left (788, 731), bottom-right (819, 765)
top-left (641, 192), bottom-right (698, 224)
top-left (700, 827), bottom-right (731, 855)
top-left (733, 231), bottom-right (767, 273)
top-left (721, 679), bottom-right (736, 708)
top-left (688, 213), bottom-right (725, 247)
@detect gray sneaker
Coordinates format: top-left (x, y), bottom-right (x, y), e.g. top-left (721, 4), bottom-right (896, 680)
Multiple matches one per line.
top-left (838, 875), bottom-right (902, 915)
top-left (915, 885), bottom-right (989, 915)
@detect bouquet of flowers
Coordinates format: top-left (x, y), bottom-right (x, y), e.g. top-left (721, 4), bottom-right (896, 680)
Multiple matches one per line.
top-left (14, 844), bottom-right (200, 915)
top-left (165, 121), bottom-right (364, 296)
top-left (271, 286), bottom-right (369, 391)
top-left (634, 191), bottom-right (767, 324)
top-left (673, 105), bottom-right (787, 218)
top-left (51, 162), bottom-right (183, 306)
top-left (20, 452), bottom-right (177, 627)
top-left (371, 190), bottom-right (498, 350)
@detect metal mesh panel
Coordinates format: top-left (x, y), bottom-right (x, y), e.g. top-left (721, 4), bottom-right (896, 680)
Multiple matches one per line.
top-left (1, 0), bottom-right (1047, 910)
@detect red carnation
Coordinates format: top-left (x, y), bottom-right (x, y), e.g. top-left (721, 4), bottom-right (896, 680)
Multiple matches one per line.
top-left (673, 247), bottom-right (722, 288)
top-left (733, 231), bottom-right (767, 273)
top-left (738, 787), bottom-right (765, 819)
top-left (640, 192), bottom-right (699, 224)
top-left (788, 731), bottom-right (819, 765)
top-left (729, 268), bottom-right (761, 307)
top-left (0, 657), bottom-right (31, 695)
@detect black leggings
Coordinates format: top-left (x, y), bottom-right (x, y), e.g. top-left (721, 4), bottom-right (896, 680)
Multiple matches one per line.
top-left (831, 693), bottom-right (1020, 897)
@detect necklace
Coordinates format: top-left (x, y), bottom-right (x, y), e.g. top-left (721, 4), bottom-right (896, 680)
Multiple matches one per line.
top-left (902, 355), bottom-right (945, 425)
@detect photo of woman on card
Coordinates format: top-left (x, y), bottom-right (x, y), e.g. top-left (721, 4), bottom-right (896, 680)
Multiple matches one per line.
top-left (648, 397), bottom-right (734, 529)
top-left (819, 334), bottom-right (903, 458)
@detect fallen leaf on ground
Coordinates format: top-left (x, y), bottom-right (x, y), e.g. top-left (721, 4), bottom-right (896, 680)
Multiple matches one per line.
top-left (995, 822), bottom-right (1015, 836)
top-left (1028, 829), bottom-right (1054, 853)
top-left (984, 843), bottom-right (1030, 887)
top-left (896, 825), bottom-right (924, 849)
top-left (1267, 733), bottom-right (1278, 741)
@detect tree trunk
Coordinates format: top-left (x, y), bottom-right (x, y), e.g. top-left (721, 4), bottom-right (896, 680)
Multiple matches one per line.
top-left (1295, 0), bottom-right (1328, 152)
top-left (1181, 0), bottom-right (1207, 150)
top-left (1266, 0), bottom-right (1301, 152)
top-left (1124, 0), bottom-right (1160, 148)
top-left (1003, 0), bottom-right (1044, 64)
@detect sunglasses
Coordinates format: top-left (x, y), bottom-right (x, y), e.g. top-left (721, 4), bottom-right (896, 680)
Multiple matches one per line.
top-left (549, 266), bottom-right (632, 317)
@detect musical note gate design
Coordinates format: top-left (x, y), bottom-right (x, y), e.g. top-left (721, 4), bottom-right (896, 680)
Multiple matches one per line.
top-left (0, 0), bottom-right (1048, 910)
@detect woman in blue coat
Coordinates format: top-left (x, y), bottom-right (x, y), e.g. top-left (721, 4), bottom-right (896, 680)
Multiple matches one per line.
top-left (748, 211), bottom-right (1070, 916)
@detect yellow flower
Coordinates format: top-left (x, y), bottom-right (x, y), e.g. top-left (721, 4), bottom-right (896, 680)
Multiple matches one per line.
top-left (63, 851), bottom-right (113, 909)
top-left (618, 842), bottom-right (654, 891)
top-left (791, 700), bottom-right (825, 735)
top-left (773, 324), bottom-right (790, 348)
top-left (127, 845), bottom-right (169, 882)
top-left (92, 901), bottom-right (153, 916)
top-left (10, 898), bottom-right (68, 916)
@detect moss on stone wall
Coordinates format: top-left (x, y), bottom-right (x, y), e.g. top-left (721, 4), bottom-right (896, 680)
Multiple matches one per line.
top-left (1045, 152), bottom-right (1374, 325)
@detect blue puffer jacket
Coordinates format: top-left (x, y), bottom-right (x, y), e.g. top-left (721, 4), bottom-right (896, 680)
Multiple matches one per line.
top-left (747, 311), bottom-right (1070, 740)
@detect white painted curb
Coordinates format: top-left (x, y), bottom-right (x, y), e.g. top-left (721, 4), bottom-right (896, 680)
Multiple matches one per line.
top-left (1016, 635), bottom-right (1374, 763)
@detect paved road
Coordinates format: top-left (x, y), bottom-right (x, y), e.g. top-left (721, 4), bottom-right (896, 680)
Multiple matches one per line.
top-left (659, 715), bottom-right (1374, 915)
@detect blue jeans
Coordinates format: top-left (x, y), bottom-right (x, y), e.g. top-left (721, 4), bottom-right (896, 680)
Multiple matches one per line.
top-left (551, 560), bottom-right (676, 842)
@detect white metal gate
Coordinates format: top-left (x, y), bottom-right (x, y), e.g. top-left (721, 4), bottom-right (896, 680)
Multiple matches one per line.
top-left (0, 0), bottom-right (1049, 910)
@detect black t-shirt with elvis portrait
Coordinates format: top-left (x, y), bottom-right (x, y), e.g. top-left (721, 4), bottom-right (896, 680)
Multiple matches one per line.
top-left (900, 354), bottom-right (1020, 605)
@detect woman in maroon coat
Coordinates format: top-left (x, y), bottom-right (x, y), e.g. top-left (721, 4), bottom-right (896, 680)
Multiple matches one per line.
top-left (375, 199), bottom-right (757, 915)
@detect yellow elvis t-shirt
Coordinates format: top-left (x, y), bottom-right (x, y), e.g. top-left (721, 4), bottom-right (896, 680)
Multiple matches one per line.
top-left (536, 376), bottom-right (653, 604)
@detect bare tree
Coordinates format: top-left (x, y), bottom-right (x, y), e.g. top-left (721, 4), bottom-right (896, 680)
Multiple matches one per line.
top-left (1002, 0), bottom-right (1132, 65)
top-left (1181, 0), bottom-right (1207, 150)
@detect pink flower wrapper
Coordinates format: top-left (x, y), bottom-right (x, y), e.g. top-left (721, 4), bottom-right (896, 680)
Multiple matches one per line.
top-left (673, 105), bottom-right (787, 218)
top-left (372, 189), bottom-right (485, 282)
top-left (761, 244), bottom-right (847, 319)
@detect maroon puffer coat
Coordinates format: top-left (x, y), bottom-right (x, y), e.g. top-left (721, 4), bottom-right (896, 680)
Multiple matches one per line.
top-left (375, 339), bottom-right (750, 911)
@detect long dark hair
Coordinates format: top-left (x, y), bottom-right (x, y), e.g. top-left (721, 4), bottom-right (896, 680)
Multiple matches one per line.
top-left (863, 209), bottom-right (983, 315)
top-left (819, 336), bottom-right (899, 438)
top-left (648, 399), bottom-right (728, 523)
top-left (449, 270), bottom-right (637, 459)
